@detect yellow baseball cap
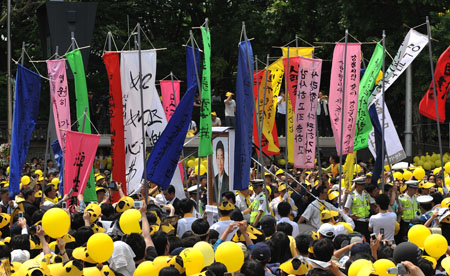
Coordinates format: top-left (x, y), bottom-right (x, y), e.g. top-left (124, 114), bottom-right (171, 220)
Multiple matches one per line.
top-left (278, 183), bottom-right (287, 192)
top-left (218, 201), bottom-right (235, 211)
top-left (320, 210), bottom-right (339, 221)
top-left (419, 181), bottom-right (434, 189)
top-left (211, 112), bottom-right (217, 116)
top-left (328, 191), bottom-right (340, 201)
top-left (225, 92), bottom-right (233, 97)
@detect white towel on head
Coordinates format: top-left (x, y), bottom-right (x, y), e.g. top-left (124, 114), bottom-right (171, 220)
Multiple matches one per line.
top-left (108, 241), bottom-right (136, 276)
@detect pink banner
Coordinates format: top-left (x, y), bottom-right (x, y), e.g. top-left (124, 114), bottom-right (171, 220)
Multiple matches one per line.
top-left (160, 80), bottom-right (181, 121)
top-left (64, 130), bottom-right (100, 196)
top-left (47, 60), bottom-right (71, 152)
top-left (294, 57), bottom-right (323, 168)
top-left (329, 43), bottom-right (361, 155)
top-left (283, 57), bottom-right (300, 109)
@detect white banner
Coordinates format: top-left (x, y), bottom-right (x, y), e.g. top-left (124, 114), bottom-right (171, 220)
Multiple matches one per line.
top-left (120, 51), bottom-right (156, 194)
top-left (368, 93), bottom-right (407, 165)
top-left (369, 29), bottom-right (428, 104)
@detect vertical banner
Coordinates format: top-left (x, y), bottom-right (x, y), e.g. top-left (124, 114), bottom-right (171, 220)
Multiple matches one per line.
top-left (264, 60), bottom-right (284, 153)
top-left (186, 46), bottom-right (201, 88)
top-left (103, 52), bottom-right (127, 196)
top-left (281, 48), bottom-right (314, 164)
top-left (329, 43), bottom-right (361, 155)
top-left (66, 49), bottom-right (96, 201)
top-left (160, 80), bottom-right (181, 121)
top-left (47, 59), bottom-right (71, 153)
top-left (9, 65), bottom-right (41, 198)
top-left (252, 70), bottom-right (280, 156)
top-left (353, 44), bottom-right (384, 151)
top-left (51, 140), bottom-right (65, 195)
top-left (419, 46), bottom-right (450, 122)
top-left (233, 41), bottom-right (254, 191)
top-left (368, 93), bottom-right (407, 165)
top-left (368, 29), bottom-right (428, 103)
top-left (120, 50), bottom-right (156, 194)
top-left (283, 57), bottom-right (300, 108)
top-left (294, 57), bottom-right (322, 168)
top-left (199, 27), bottom-right (213, 157)
top-left (146, 87), bottom-right (167, 147)
top-left (64, 131), bottom-right (100, 196)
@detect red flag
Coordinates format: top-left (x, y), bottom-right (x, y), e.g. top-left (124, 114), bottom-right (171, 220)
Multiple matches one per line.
top-left (103, 52), bottom-right (127, 198)
top-left (419, 46), bottom-right (450, 122)
top-left (252, 70), bottom-right (280, 156)
top-left (64, 131), bottom-right (100, 196)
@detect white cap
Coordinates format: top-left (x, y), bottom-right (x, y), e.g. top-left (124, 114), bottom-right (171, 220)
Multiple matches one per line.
top-left (318, 223), bottom-right (335, 238)
top-left (417, 195), bottom-right (433, 204)
top-left (11, 249), bottom-right (30, 263)
top-left (187, 185), bottom-right (199, 193)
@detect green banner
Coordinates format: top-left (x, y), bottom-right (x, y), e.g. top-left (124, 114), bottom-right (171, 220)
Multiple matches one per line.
top-left (198, 27), bottom-right (213, 157)
top-left (66, 49), bottom-right (96, 202)
top-left (353, 43), bottom-right (384, 151)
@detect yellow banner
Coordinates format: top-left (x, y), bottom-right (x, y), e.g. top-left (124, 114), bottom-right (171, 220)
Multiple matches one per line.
top-left (282, 47), bottom-right (314, 163)
top-left (343, 152), bottom-right (356, 190)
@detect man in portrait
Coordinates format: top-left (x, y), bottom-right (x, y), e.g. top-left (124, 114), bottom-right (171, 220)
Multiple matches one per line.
top-left (213, 140), bottom-right (229, 203)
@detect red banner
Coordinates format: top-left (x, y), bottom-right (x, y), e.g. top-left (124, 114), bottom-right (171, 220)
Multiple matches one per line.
top-left (160, 80), bottom-right (181, 121)
top-left (283, 57), bottom-right (301, 109)
top-left (103, 52), bottom-right (127, 198)
top-left (419, 46), bottom-right (450, 122)
top-left (252, 70), bottom-right (280, 156)
top-left (64, 131), bottom-right (100, 196)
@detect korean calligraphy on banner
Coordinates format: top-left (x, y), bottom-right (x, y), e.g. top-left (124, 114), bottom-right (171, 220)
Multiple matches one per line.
top-left (64, 130), bottom-right (100, 196)
top-left (160, 80), bottom-right (181, 121)
top-left (293, 57), bottom-right (322, 168)
top-left (252, 70), bottom-right (280, 156)
top-left (120, 50), bottom-right (156, 194)
top-left (146, 88), bottom-right (168, 147)
top-left (199, 27), bottom-right (213, 157)
top-left (353, 44), bottom-right (383, 151)
top-left (102, 52), bottom-right (127, 196)
top-left (329, 43), bottom-right (361, 156)
top-left (47, 59), bottom-right (71, 153)
top-left (419, 46), bottom-right (450, 122)
top-left (369, 29), bottom-right (428, 104)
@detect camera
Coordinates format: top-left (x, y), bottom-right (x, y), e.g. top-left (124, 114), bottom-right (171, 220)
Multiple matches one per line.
top-left (108, 181), bottom-right (118, 191)
top-left (387, 264), bottom-right (408, 275)
top-left (134, 201), bottom-right (143, 209)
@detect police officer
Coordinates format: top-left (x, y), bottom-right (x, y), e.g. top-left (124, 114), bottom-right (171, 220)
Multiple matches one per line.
top-left (249, 179), bottom-right (269, 226)
top-left (344, 176), bottom-right (371, 241)
top-left (398, 180), bottom-right (420, 242)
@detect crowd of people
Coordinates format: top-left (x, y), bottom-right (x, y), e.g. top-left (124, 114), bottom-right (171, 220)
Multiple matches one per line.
top-left (1, 154), bottom-right (450, 276)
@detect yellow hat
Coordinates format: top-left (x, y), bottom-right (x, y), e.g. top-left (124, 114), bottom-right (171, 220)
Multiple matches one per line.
top-left (95, 175), bottom-right (105, 182)
top-left (442, 256), bottom-right (450, 275)
top-left (51, 178), bottom-right (60, 186)
top-left (186, 130), bottom-right (195, 137)
top-left (115, 196), bottom-right (134, 213)
top-left (328, 191), bottom-right (339, 201)
top-left (442, 197), bottom-right (450, 208)
top-left (211, 112), bottom-right (217, 116)
top-left (34, 191), bottom-right (42, 198)
top-left (280, 257), bottom-right (311, 276)
top-left (160, 223), bottom-right (175, 234)
top-left (0, 213), bottom-right (10, 228)
top-left (264, 172), bottom-right (272, 176)
top-left (311, 231), bottom-right (319, 240)
top-left (278, 183), bottom-right (287, 192)
top-left (275, 169), bottom-right (285, 176)
top-left (218, 201), bottom-right (235, 211)
top-left (320, 210), bottom-right (339, 221)
top-left (423, 256), bottom-right (437, 269)
top-left (308, 246), bottom-right (314, 253)
top-left (225, 92), bottom-right (233, 97)
top-left (400, 184), bottom-right (407, 193)
top-left (85, 203), bottom-right (102, 223)
top-left (419, 181), bottom-right (435, 189)
top-left (38, 176), bottom-right (44, 182)
top-left (21, 176), bottom-right (31, 185)
top-left (95, 186), bottom-right (106, 193)
top-left (34, 170), bottom-right (43, 177)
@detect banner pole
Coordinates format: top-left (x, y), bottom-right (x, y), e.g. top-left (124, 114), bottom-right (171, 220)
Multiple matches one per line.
top-left (381, 30), bottom-right (386, 192)
top-left (136, 23), bottom-right (148, 205)
top-left (254, 55), bottom-right (261, 177)
top-left (242, 22), bottom-right (270, 212)
top-left (20, 42), bottom-right (25, 65)
top-left (258, 55), bottom-right (269, 177)
top-left (338, 30), bottom-right (349, 206)
top-left (285, 47), bottom-right (289, 173)
top-left (189, 30), bottom-right (203, 210)
top-left (7, 0), bottom-right (12, 143)
top-left (426, 16), bottom-right (445, 179)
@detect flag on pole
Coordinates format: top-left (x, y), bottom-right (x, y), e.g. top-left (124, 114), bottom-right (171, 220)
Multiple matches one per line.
top-left (46, 59), bottom-right (71, 153)
top-left (51, 140), bottom-right (64, 195)
top-left (419, 46), bottom-right (450, 122)
top-left (66, 49), bottom-right (96, 201)
top-left (186, 46), bottom-right (201, 88)
top-left (63, 131), bottom-right (100, 196)
top-left (145, 47), bottom-right (198, 190)
top-left (329, 43), bottom-right (361, 156)
top-left (120, 51), bottom-right (156, 195)
top-left (198, 27), bottom-right (213, 157)
top-left (160, 80), bottom-right (181, 121)
top-left (234, 40), bottom-right (254, 191)
top-left (353, 43), bottom-right (383, 151)
top-left (146, 86), bottom-right (167, 147)
top-left (103, 52), bottom-right (127, 197)
top-left (293, 57), bottom-right (322, 168)
top-left (9, 65), bottom-right (41, 198)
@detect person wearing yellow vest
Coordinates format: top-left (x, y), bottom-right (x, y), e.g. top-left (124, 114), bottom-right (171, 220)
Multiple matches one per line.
top-left (249, 179), bottom-right (269, 226)
top-left (344, 177), bottom-right (371, 241)
top-left (397, 180), bottom-right (420, 243)
top-left (322, 155), bottom-right (340, 178)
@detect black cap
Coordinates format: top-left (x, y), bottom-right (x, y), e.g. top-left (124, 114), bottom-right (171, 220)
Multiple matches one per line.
top-left (393, 242), bottom-right (421, 265)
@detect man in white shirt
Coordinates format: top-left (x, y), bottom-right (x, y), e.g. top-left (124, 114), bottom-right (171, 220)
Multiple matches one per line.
top-left (369, 193), bottom-right (397, 243)
top-left (270, 183), bottom-right (297, 220)
top-left (211, 112), bottom-right (222, 127)
top-left (277, 201), bottom-right (299, 238)
top-left (298, 185), bottom-right (338, 229)
top-left (209, 201), bottom-right (237, 241)
top-left (276, 91), bottom-right (286, 136)
top-left (224, 92), bottom-right (236, 127)
top-left (176, 198), bottom-right (197, 237)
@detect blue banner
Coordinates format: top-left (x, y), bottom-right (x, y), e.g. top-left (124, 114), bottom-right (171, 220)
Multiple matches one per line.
top-left (145, 47), bottom-right (198, 189)
top-left (186, 46), bottom-right (201, 88)
top-left (51, 139), bottom-right (64, 195)
top-left (9, 65), bottom-right (41, 198)
top-left (233, 41), bottom-right (254, 190)
top-left (369, 103), bottom-right (383, 186)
